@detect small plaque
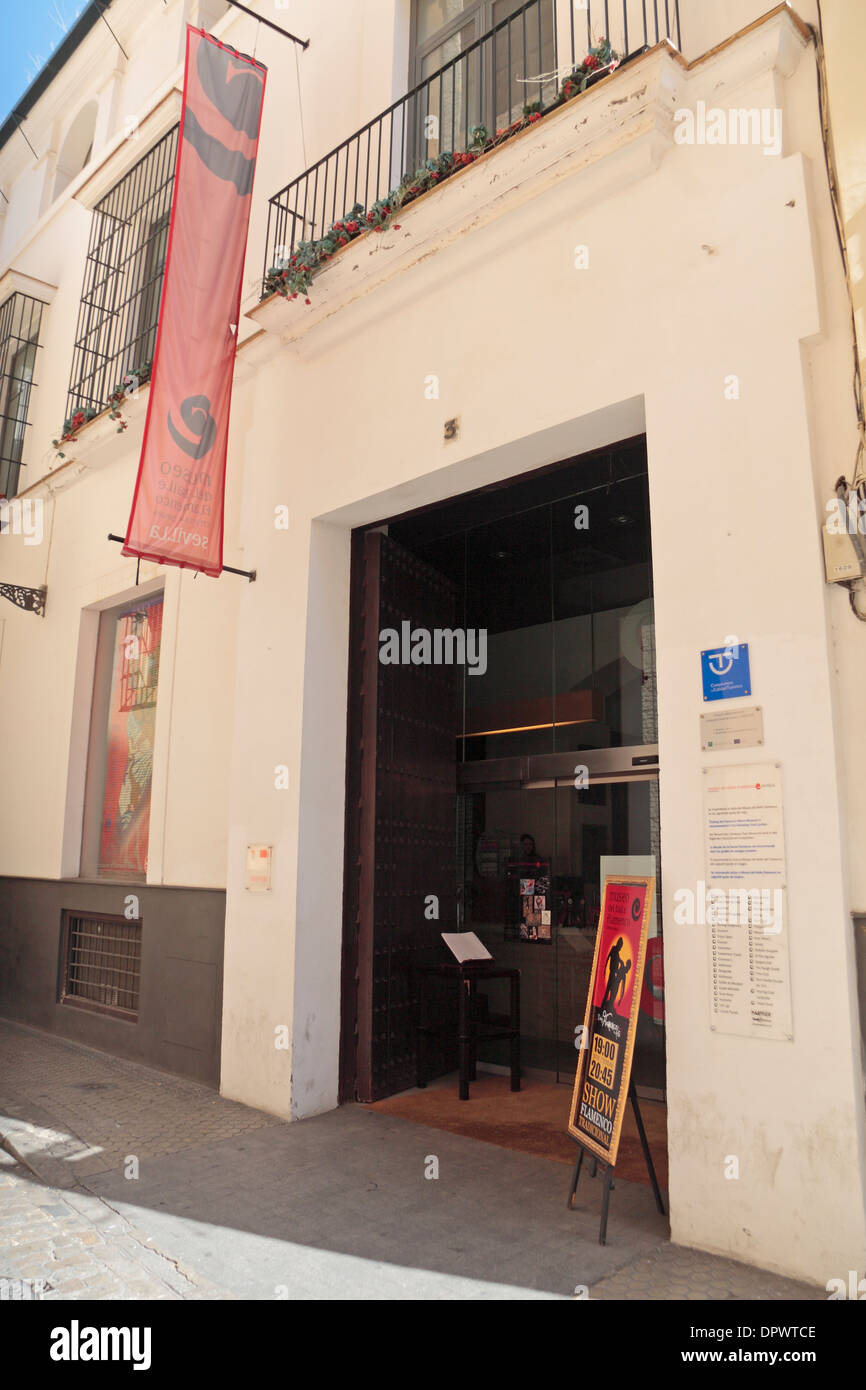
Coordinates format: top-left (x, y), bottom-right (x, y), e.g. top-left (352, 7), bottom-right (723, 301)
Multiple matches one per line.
top-left (245, 844), bottom-right (272, 891)
top-left (701, 705), bottom-right (763, 751)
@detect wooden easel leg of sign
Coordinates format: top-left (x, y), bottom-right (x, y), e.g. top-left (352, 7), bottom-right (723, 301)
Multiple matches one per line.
top-left (567, 1082), bottom-right (666, 1245)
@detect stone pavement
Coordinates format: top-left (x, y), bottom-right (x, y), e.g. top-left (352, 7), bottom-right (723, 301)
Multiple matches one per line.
top-left (0, 1018), bottom-right (824, 1302)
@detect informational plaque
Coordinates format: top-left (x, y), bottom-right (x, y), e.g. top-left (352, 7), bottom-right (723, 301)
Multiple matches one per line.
top-left (700, 705), bottom-right (764, 751)
top-left (568, 876), bottom-right (654, 1164)
top-left (245, 844), bottom-right (272, 891)
top-left (703, 763), bottom-right (793, 1040)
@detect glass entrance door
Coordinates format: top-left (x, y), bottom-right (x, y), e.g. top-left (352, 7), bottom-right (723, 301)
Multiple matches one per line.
top-left (457, 763), bottom-right (663, 1089)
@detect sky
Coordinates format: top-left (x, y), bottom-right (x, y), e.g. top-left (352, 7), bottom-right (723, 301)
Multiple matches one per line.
top-left (0, 0), bottom-right (90, 124)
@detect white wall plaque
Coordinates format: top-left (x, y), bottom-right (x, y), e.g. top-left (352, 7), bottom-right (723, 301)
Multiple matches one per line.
top-left (245, 844), bottom-right (272, 891)
top-left (701, 705), bottom-right (764, 751)
top-left (702, 763), bottom-right (793, 1041)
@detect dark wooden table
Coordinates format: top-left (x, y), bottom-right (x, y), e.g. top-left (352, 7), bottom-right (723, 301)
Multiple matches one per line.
top-left (416, 962), bottom-right (521, 1100)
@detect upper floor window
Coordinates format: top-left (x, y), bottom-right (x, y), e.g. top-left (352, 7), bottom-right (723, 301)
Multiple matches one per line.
top-left (411, 0), bottom-right (555, 157)
top-left (0, 291), bottom-right (45, 500)
top-left (53, 101), bottom-right (98, 202)
top-left (66, 125), bottom-right (178, 423)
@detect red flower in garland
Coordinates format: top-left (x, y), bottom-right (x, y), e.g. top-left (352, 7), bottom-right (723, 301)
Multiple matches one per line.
top-left (584, 53), bottom-right (599, 70)
top-left (528, 112), bottom-right (541, 123)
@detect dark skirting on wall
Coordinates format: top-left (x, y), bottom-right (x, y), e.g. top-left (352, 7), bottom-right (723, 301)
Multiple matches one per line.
top-left (0, 877), bottom-right (225, 1086)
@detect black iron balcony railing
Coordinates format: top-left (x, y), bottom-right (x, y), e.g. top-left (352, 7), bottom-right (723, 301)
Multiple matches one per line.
top-left (263, 0), bottom-right (681, 286)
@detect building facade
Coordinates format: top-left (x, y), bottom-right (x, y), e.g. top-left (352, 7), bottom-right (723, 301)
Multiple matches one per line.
top-left (0, 0), bottom-right (865, 1287)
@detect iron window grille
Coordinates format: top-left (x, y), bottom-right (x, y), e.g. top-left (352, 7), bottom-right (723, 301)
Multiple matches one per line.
top-left (0, 292), bottom-right (45, 499)
top-left (118, 606), bottom-right (161, 711)
top-left (59, 909), bottom-right (142, 1020)
top-left (66, 125), bottom-right (178, 422)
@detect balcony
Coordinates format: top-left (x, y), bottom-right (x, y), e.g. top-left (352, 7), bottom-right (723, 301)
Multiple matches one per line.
top-left (262, 0), bottom-right (682, 292)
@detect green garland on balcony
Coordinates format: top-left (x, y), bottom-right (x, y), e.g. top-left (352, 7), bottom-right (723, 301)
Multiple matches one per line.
top-left (52, 359), bottom-right (153, 460)
top-left (263, 38), bottom-right (620, 306)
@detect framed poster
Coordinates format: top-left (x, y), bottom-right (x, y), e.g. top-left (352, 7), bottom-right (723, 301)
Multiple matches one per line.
top-left (568, 874), bottom-right (655, 1164)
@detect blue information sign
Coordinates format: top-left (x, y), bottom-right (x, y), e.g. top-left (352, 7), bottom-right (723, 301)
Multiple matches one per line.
top-left (701, 643), bottom-right (751, 702)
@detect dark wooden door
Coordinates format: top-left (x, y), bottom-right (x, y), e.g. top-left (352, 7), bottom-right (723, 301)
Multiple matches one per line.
top-left (340, 530), bottom-right (458, 1102)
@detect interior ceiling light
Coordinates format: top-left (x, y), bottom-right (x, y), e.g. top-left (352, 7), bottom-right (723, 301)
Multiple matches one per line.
top-left (460, 717), bottom-right (595, 738)
top-left (462, 688), bottom-right (604, 738)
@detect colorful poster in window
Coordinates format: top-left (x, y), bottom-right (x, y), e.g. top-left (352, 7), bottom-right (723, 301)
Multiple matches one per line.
top-left (568, 875), bottom-right (654, 1164)
top-left (122, 27), bottom-right (266, 575)
top-left (98, 598), bottom-right (163, 876)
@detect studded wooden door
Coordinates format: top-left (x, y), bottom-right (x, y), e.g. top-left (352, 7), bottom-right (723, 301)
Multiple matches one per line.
top-left (341, 530), bottom-right (458, 1102)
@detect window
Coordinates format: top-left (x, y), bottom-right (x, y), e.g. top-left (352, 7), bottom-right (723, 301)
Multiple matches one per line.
top-left (410, 0), bottom-right (555, 162)
top-left (53, 101), bottom-right (98, 201)
top-left (59, 910), bottom-right (142, 1020)
top-left (0, 292), bottom-right (45, 499)
top-left (81, 593), bottom-right (164, 880)
top-left (66, 126), bottom-right (178, 420)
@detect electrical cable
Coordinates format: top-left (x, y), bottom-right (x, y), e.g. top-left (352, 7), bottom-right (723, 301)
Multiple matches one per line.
top-left (846, 582), bottom-right (866, 621)
top-left (294, 38), bottom-right (308, 171)
top-left (813, 2), bottom-right (864, 435)
top-left (812, 3), bottom-right (866, 619)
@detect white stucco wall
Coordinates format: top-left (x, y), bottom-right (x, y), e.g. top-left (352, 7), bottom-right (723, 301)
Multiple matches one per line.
top-left (0, 0), bottom-right (410, 889)
top-left (217, 11), bottom-right (866, 1283)
top-left (0, 0), bottom-right (863, 1286)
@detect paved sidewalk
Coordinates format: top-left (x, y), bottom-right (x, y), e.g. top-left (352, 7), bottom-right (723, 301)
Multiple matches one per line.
top-left (0, 1019), bottom-right (823, 1301)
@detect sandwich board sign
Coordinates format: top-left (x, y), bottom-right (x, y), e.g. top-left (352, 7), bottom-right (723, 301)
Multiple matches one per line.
top-left (568, 875), bottom-right (655, 1164)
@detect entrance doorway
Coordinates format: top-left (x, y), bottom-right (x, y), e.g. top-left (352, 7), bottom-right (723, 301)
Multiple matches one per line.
top-left (339, 438), bottom-right (665, 1125)
top-left (457, 756), bottom-right (663, 1092)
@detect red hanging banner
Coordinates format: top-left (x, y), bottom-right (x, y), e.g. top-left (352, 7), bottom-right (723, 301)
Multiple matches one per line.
top-left (123, 27), bottom-right (266, 576)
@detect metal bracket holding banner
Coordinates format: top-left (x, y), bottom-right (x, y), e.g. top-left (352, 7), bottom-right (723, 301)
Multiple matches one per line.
top-left (107, 534), bottom-right (255, 581)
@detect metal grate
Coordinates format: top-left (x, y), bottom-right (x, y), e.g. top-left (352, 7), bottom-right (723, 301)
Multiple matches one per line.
top-left (118, 606), bottom-right (161, 711)
top-left (66, 125), bottom-right (178, 422)
top-left (59, 910), bottom-right (142, 1020)
top-left (0, 292), bottom-right (45, 499)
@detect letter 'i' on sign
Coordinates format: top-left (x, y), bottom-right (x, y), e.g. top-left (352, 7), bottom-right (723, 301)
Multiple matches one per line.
top-left (122, 28), bottom-right (267, 576)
